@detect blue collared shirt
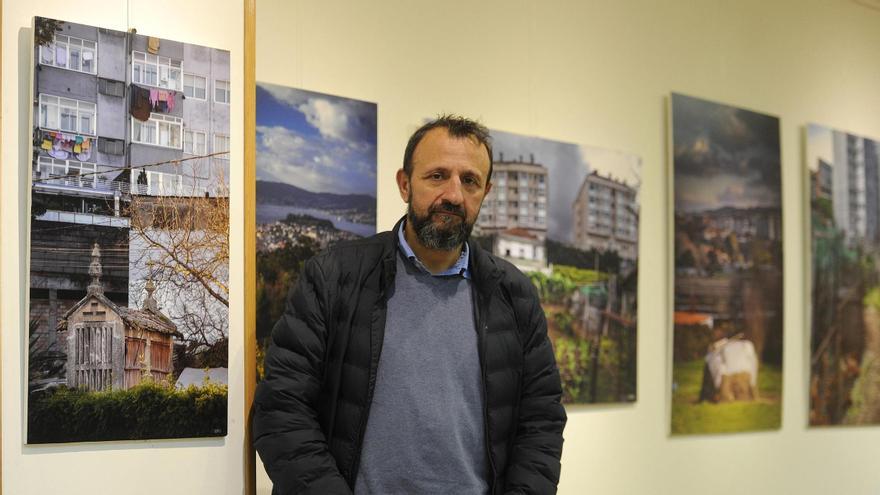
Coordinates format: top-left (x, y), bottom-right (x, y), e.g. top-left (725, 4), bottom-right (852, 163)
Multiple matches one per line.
top-left (397, 220), bottom-right (471, 279)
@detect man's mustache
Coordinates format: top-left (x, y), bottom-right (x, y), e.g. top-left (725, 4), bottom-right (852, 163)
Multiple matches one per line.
top-left (429, 202), bottom-right (465, 218)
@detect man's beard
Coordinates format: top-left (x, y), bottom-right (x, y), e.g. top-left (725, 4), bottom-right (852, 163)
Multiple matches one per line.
top-left (407, 199), bottom-right (475, 251)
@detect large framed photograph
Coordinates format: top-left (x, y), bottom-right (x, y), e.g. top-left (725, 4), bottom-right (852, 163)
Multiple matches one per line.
top-left (478, 129), bottom-right (641, 404)
top-left (254, 83), bottom-right (377, 380)
top-left (670, 93), bottom-right (783, 435)
top-left (808, 123), bottom-right (880, 426)
top-left (27, 17), bottom-right (230, 443)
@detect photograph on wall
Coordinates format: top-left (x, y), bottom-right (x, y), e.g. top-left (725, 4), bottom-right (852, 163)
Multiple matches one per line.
top-left (255, 83), bottom-right (377, 379)
top-left (27, 17), bottom-right (230, 443)
top-left (808, 123), bottom-right (880, 426)
top-left (670, 93), bottom-right (783, 435)
top-left (474, 129), bottom-right (641, 404)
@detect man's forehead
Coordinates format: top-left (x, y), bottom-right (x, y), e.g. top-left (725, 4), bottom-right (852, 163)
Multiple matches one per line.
top-left (412, 128), bottom-right (490, 171)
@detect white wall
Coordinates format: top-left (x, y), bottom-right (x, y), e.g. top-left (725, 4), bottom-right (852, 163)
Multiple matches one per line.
top-left (255, 0), bottom-right (880, 494)
top-left (1, 1), bottom-right (246, 494)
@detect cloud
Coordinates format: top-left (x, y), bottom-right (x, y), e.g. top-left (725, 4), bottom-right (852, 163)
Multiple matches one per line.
top-left (298, 98), bottom-right (355, 141)
top-left (672, 94), bottom-right (781, 212)
top-left (259, 83), bottom-right (376, 142)
top-left (255, 124), bottom-right (376, 196)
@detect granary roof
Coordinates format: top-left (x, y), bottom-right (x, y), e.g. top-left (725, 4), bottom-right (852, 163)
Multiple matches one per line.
top-left (55, 291), bottom-right (180, 337)
top-left (55, 242), bottom-right (179, 337)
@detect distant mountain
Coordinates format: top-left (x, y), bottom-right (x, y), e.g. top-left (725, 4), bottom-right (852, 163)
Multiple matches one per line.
top-left (256, 180), bottom-right (376, 212)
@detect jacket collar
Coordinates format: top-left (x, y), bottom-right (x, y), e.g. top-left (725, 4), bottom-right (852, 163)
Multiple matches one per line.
top-left (381, 215), bottom-right (502, 293)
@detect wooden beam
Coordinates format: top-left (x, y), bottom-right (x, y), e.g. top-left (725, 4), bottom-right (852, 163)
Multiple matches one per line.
top-left (243, 0), bottom-right (257, 493)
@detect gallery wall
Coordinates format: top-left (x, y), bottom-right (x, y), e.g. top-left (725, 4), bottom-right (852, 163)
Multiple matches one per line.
top-left (1, 1), bottom-right (246, 494)
top-left (255, 0), bottom-right (880, 494)
top-left (2, 0), bottom-right (879, 494)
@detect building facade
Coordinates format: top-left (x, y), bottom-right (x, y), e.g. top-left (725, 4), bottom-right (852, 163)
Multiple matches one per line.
top-left (477, 156), bottom-right (548, 239)
top-left (830, 131), bottom-right (880, 245)
top-left (29, 18), bottom-right (230, 388)
top-left (572, 170), bottom-right (639, 262)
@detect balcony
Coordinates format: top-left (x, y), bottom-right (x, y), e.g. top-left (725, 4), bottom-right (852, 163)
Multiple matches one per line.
top-left (36, 210), bottom-right (130, 228)
top-left (33, 168), bottom-right (211, 198)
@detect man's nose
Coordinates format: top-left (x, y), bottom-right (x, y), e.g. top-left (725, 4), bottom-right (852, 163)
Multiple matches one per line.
top-left (440, 176), bottom-right (464, 205)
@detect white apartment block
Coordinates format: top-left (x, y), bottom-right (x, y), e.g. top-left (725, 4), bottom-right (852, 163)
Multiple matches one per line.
top-left (572, 170), bottom-right (638, 261)
top-left (477, 156), bottom-right (548, 240)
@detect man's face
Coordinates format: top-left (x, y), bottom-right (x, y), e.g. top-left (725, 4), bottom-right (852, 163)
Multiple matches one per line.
top-left (397, 128), bottom-right (493, 250)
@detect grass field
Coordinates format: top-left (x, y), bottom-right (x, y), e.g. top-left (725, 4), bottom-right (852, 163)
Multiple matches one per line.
top-left (671, 360), bottom-right (782, 435)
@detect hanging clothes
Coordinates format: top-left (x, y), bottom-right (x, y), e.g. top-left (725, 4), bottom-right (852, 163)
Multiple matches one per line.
top-left (155, 91), bottom-right (168, 113)
top-left (166, 92), bottom-right (175, 112)
top-left (147, 37), bottom-right (160, 54)
top-left (130, 84), bottom-right (151, 121)
top-left (48, 149), bottom-right (69, 160)
top-left (149, 89), bottom-right (159, 107)
top-left (56, 45), bottom-right (67, 65)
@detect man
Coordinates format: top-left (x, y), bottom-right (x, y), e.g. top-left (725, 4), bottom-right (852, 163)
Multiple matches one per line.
top-left (253, 115), bottom-right (566, 494)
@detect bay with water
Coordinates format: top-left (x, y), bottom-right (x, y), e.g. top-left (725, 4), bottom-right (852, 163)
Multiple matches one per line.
top-left (256, 204), bottom-right (375, 237)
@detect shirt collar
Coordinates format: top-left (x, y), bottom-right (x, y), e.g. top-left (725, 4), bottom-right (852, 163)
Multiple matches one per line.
top-left (397, 219), bottom-right (471, 279)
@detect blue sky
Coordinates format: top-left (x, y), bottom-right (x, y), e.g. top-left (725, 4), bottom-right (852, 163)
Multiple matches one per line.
top-left (255, 83), bottom-right (377, 197)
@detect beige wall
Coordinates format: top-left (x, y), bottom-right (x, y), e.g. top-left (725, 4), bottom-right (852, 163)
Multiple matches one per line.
top-left (255, 0), bottom-right (880, 494)
top-left (1, 1), bottom-right (246, 494)
top-left (4, 0), bottom-right (880, 494)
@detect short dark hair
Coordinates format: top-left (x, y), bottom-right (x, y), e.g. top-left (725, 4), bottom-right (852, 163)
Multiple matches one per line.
top-left (402, 114), bottom-right (494, 183)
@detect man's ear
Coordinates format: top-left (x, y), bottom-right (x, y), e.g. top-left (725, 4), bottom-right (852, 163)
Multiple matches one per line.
top-left (396, 168), bottom-right (410, 203)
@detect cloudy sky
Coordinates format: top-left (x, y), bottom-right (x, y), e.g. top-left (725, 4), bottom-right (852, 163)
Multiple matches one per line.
top-left (490, 129), bottom-right (641, 243)
top-left (672, 93), bottom-right (781, 213)
top-left (256, 83), bottom-right (377, 196)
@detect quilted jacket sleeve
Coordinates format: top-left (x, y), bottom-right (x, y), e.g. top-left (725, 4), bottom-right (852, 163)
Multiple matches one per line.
top-left (252, 257), bottom-right (352, 495)
top-left (504, 281), bottom-right (567, 494)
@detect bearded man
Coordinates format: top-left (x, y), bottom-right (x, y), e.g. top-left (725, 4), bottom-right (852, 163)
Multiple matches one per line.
top-left (254, 115), bottom-right (566, 495)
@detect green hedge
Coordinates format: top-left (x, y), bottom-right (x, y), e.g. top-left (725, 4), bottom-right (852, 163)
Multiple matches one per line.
top-left (28, 381), bottom-right (227, 443)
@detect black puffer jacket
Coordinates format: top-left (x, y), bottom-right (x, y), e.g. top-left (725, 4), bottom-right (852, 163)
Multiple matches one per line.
top-left (253, 217), bottom-right (566, 494)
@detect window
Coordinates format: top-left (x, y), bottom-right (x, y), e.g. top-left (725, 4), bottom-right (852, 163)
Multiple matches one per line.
top-left (184, 130), bottom-right (207, 155)
top-left (131, 113), bottom-right (183, 149)
top-left (39, 34), bottom-right (97, 74)
top-left (131, 51), bottom-right (182, 91)
top-left (98, 78), bottom-right (125, 97)
top-left (98, 138), bottom-right (124, 155)
top-left (214, 80), bottom-right (230, 104)
top-left (213, 133), bottom-right (230, 157)
top-left (39, 94), bottom-right (96, 135)
top-left (147, 171), bottom-right (183, 196)
top-left (183, 73), bottom-right (207, 100)
top-left (35, 156), bottom-right (97, 188)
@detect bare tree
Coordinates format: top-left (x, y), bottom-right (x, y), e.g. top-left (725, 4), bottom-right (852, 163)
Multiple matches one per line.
top-left (127, 166), bottom-right (229, 355)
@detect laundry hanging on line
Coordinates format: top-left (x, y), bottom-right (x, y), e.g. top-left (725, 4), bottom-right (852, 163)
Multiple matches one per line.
top-left (130, 83), bottom-right (178, 120)
top-left (39, 130), bottom-right (93, 162)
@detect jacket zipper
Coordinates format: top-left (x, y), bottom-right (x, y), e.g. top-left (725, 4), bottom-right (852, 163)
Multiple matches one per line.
top-left (472, 285), bottom-right (499, 492)
top-left (349, 261), bottom-right (392, 485)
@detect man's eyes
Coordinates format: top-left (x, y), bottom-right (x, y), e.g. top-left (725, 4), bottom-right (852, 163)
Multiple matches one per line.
top-left (425, 172), bottom-right (479, 186)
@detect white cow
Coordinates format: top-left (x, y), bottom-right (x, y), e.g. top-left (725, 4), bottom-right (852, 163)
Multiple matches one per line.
top-left (704, 337), bottom-right (759, 401)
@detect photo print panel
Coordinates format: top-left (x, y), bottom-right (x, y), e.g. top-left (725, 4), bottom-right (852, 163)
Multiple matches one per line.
top-left (28, 17), bottom-right (230, 443)
top-left (670, 93), bottom-right (783, 435)
top-left (255, 83), bottom-right (377, 380)
top-left (808, 123), bottom-right (880, 427)
top-left (480, 129), bottom-right (642, 404)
